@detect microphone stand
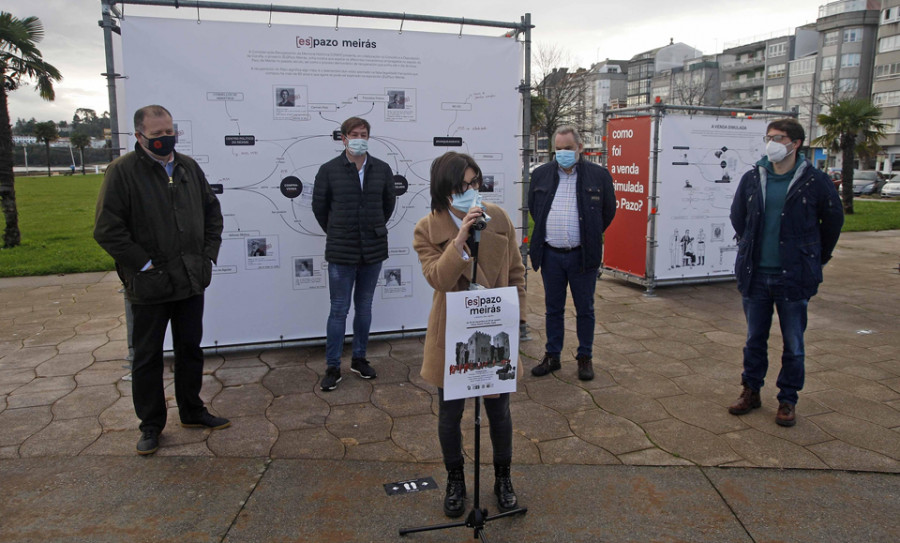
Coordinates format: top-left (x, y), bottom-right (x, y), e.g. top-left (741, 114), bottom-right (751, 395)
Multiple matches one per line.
top-left (400, 223), bottom-right (528, 541)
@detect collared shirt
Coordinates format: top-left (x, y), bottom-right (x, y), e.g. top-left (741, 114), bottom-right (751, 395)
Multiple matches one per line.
top-left (544, 166), bottom-right (581, 249)
top-left (449, 211), bottom-right (471, 261)
top-left (357, 156), bottom-right (368, 189)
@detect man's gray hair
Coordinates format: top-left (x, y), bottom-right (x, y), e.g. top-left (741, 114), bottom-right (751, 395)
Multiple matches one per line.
top-left (553, 125), bottom-right (582, 148)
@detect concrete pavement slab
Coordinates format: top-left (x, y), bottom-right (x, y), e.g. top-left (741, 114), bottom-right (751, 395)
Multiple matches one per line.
top-left (0, 457), bottom-right (265, 543)
top-left (705, 468), bottom-right (900, 543)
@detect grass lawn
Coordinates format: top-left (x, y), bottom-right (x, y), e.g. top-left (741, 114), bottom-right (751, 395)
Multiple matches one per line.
top-left (1, 175), bottom-right (897, 278)
top-left (0, 174), bottom-right (114, 278)
top-left (842, 198), bottom-right (900, 232)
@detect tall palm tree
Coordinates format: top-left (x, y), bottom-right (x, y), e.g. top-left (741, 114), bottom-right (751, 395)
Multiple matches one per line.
top-left (70, 132), bottom-right (91, 175)
top-left (813, 98), bottom-right (887, 215)
top-left (33, 121), bottom-right (58, 177)
top-left (1, 11), bottom-right (62, 248)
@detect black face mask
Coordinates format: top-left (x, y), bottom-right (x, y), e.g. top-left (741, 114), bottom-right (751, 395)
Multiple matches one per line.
top-left (142, 134), bottom-right (177, 156)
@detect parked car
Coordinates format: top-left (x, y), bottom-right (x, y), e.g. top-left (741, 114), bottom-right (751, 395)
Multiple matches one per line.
top-left (827, 168), bottom-right (842, 192)
top-left (851, 170), bottom-right (893, 196)
top-left (881, 181), bottom-right (900, 198)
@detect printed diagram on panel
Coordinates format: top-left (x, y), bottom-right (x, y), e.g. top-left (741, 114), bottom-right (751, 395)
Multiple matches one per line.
top-left (184, 84), bottom-right (508, 295)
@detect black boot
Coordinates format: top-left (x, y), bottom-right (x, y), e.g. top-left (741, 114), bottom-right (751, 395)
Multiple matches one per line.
top-left (443, 466), bottom-right (466, 518)
top-left (494, 463), bottom-right (518, 512)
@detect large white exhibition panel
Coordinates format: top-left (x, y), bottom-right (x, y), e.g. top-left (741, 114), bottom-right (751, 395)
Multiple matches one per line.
top-left (654, 116), bottom-right (768, 281)
top-left (117, 16), bottom-right (523, 347)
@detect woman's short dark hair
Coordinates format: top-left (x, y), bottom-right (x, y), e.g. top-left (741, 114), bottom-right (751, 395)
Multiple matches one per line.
top-left (429, 152), bottom-right (482, 213)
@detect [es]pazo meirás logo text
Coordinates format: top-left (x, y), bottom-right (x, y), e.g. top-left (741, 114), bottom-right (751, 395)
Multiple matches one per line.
top-left (296, 37), bottom-right (377, 49)
top-left (464, 294), bottom-right (503, 315)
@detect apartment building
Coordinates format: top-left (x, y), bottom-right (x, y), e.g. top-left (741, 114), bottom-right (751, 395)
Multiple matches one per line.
top-left (651, 55), bottom-right (721, 107)
top-left (873, 0), bottom-right (900, 169)
top-left (626, 40), bottom-right (702, 107)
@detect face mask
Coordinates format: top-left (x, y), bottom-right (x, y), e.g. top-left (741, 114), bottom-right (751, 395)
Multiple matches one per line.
top-left (555, 149), bottom-right (577, 169)
top-left (450, 188), bottom-right (492, 222)
top-left (765, 140), bottom-right (793, 163)
top-left (347, 138), bottom-right (368, 156)
top-left (142, 134), bottom-right (177, 157)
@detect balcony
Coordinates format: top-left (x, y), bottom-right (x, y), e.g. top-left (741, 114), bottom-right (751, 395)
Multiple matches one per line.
top-left (721, 57), bottom-right (766, 71)
top-left (721, 76), bottom-right (766, 90)
top-left (819, 0), bottom-right (868, 18)
top-left (722, 96), bottom-right (763, 107)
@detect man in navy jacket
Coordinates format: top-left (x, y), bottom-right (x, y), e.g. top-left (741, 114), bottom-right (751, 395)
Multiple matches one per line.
top-left (528, 126), bottom-right (616, 381)
top-left (728, 118), bottom-right (843, 427)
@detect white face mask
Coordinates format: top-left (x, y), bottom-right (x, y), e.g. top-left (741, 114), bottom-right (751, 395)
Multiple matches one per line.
top-left (765, 140), bottom-right (793, 163)
top-left (347, 138), bottom-right (368, 156)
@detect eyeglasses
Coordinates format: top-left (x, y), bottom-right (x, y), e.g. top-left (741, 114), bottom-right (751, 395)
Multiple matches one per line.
top-left (462, 176), bottom-right (481, 191)
top-left (763, 134), bottom-right (791, 143)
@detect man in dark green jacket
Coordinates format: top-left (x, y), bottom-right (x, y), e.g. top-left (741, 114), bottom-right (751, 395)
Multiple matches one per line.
top-left (94, 105), bottom-right (227, 455)
top-left (312, 116), bottom-right (395, 391)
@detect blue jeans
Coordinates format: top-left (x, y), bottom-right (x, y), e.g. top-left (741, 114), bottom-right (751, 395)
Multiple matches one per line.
top-left (540, 246), bottom-right (597, 358)
top-left (326, 261), bottom-right (382, 368)
top-left (741, 272), bottom-right (809, 405)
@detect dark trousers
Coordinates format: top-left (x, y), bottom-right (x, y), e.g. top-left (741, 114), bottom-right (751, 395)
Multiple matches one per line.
top-left (741, 273), bottom-right (808, 405)
top-left (540, 246), bottom-right (598, 358)
top-left (438, 389), bottom-right (512, 468)
top-left (131, 295), bottom-right (206, 432)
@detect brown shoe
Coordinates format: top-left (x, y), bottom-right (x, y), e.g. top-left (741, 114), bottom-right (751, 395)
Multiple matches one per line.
top-left (576, 354), bottom-right (594, 381)
top-left (531, 354), bottom-right (561, 377)
top-left (775, 402), bottom-right (796, 427)
top-left (728, 384), bottom-right (761, 415)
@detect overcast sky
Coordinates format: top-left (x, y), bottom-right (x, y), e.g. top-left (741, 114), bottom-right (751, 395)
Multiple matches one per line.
top-left (5, 0), bottom-right (827, 123)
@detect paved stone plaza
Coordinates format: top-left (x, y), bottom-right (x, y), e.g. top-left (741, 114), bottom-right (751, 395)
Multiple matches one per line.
top-left (0, 231), bottom-right (898, 542)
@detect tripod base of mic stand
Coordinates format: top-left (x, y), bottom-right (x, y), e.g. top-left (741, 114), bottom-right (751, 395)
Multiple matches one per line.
top-left (399, 504), bottom-right (527, 539)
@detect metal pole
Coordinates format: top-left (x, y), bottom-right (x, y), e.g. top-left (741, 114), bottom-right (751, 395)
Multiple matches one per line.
top-left (100, 0), bottom-right (122, 160)
top-left (600, 104), bottom-right (608, 167)
top-left (519, 13), bottom-right (532, 341)
top-left (644, 104), bottom-right (663, 296)
top-left (520, 13), bottom-right (531, 264)
top-left (111, 0), bottom-right (530, 32)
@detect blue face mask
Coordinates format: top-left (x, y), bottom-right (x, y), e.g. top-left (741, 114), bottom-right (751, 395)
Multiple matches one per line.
top-left (555, 149), bottom-right (577, 169)
top-left (347, 138), bottom-right (368, 156)
top-left (450, 189), bottom-right (492, 223)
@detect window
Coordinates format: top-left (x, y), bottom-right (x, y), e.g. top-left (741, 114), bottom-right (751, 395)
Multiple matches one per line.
top-left (824, 31), bottom-right (839, 47)
top-left (767, 42), bottom-right (786, 57)
top-left (767, 63), bottom-right (786, 79)
top-left (790, 82), bottom-right (811, 97)
top-left (873, 90), bottom-right (900, 107)
top-left (789, 58), bottom-right (816, 76)
top-left (821, 56), bottom-right (837, 70)
top-left (766, 85), bottom-right (784, 100)
top-left (843, 27), bottom-right (862, 43)
top-left (879, 35), bottom-right (900, 53)
top-left (875, 62), bottom-right (900, 79)
top-left (838, 78), bottom-right (858, 93)
top-left (883, 8), bottom-right (900, 24)
top-left (821, 80), bottom-right (834, 94)
top-left (841, 53), bottom-right (861, 68)
top-left (883, 119), bottom-right (900, 134)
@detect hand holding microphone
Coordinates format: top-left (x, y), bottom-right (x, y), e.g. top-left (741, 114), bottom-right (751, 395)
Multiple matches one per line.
top-left (454, 205), bottom-right (486, 252)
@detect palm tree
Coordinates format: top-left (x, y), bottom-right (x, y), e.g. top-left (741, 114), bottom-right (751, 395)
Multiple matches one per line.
top-left (1, 11), bottom-right (62, 248)
top-left (813, 98), bottom-right (887, 215)
top-left (70, 132), bottom-right (90, 175)
top-left (33, 121), bottom-right (58, 177)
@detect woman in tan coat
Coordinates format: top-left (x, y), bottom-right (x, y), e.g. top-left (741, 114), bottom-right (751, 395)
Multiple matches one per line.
top-left (413, 152), bottom-right (526, 518)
